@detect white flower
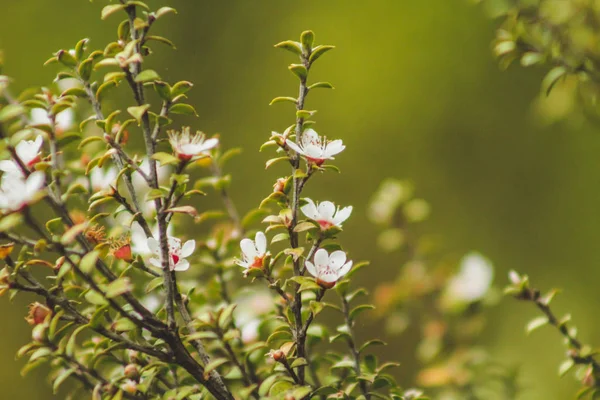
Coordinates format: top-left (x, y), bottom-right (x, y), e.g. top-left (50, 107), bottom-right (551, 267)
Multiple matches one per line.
top-left (445, 252), bottom-right (494, 303)
top-left (147, 235), bottom-right (195, 272)
top-left (168, 127), bottom-right (219, 161)
top-left (305, 248), bottom-right (353, 288)
top-left (236, 232), bottom-right (268, 269)
top-left (285, 128), bottom-right (345, 165)
top-left (31, 108), bottom-right (74, 133)
top-left (0, 171), bottom-right (45, 213)
top-left (0, 135), bottom-right (43, 176)
top-left (90, 166), bottom-right (118, 192)
top-left (301, 198), bottom-right (352, 230)
top-left (130, 221), bottom-right (174, 257)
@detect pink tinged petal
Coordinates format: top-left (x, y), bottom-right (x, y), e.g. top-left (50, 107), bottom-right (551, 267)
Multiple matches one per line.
top-left (254, 232), bottom-right (267, 255)
top-left (333, 206), bottom-right (353, 226)
top-left (302, 129), bottom-right (319, 145)
top-left (336, 260), bottom-right (353, 279)
top-left (305, 261), bottom-right (318, 278)
top-left (174, 259), bottom-right (190, 271)
top-left (317, 201), bottom-right (336, 222)
top-left (300, 198), bottom-right (319, 220)
top-left (313, 248), bottom-right (329, 269)
top-left (147, 237), bottom-right (159, 254)
top-left (319, 271), bottom-right (338, 283)
top-left (328, 250), bottom-right (347, 269)
top-left (240, 238), bottom-right (258, 260)
top-left (285, 139), bottom-right (304, 155)
top-left (324, 140), bottom-right (345, 158)
top-left (180, 240), bottom-right (196, 258)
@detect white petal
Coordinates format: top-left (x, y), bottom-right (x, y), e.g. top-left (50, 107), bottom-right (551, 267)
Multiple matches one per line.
top-left (317, 201), bottom-right (336, 221)
top-left (240, 238), bottom-right (258, 259)
top-left (149, 257), bottom-right (162, 268)
top-left (300, 198), bottom-right (319, 220)
top-left (305, 261), bottom-right (318, 278)
top-left (174, 259), bottom-right (190, 271)
top-left (254, 232), bottom-right (267, 255)
top-left (180, 240), bottom-right (196, 258)
top-left (333, 206), bottom-right (353, 226)
top-left (329, 250), bottom-right (347, 269)
top-left (302, 129), bottom-right (319, 145)
top-left (324, 140), bottom-right (345, 157)
top-left (33, 135), bottom-right (43, 151)
top-left (147, 237), bottom-right (159, 254)
top-left (336, 260), bottom-right (353, 279)
top-left (319, 272), bottom-right (338, 283)
top-left (303, 144), bottom-right (323, 159)
top-left (285, 139), bottom-right (304, 155)
top-left (0, 160), bottom-right (19, 174)
top-left (313, 248), bottom-right (329, 269)
top-left (31, 108), bottom-right (50, 125)
top-left (25, 171), bottom-right (45, 195)
top-left (201, 138), bottom-right (219, 151)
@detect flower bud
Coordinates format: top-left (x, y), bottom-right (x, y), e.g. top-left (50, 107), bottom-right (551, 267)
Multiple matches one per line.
top-left (127, 350), bottom-right (139, 363)
top-left (121, 379), bottom-right (137, 394)
top-left (124, 364), bottom-right (140, 380)
top-left (273, 177), bottom-right (287, 193)
top-left (26, 302), bottom-right (51, 326)
top-left (268, 349), bottom-right (285, 362)
top-left (112, 241), bottom-right (133, 262)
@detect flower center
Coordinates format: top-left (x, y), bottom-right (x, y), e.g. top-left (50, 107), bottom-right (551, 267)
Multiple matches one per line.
top-left (27, 155), bottom-right (41, 168)
top-left (250, 256), bottom-right (264, 268)
top-left (307, 156), bottom-right (325, 166)
top-left (317, 219), bottom-right (333, 230)
top-left (171, 254), bottom-right (180, 265)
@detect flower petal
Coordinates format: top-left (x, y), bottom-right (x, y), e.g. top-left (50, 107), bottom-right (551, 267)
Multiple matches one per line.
top-left (201, 138), bottom-right (219, 152)
top-left (329, 250), bottom-right (347, 269)
top-left (149, 257), bottom-right (162, 268)
top-left (324, 140), bottom-right (345, 158)
top-left (285, 139), bottom-right (304, 155)
top-left (240, 238), bottom-right (258, 259)
top-left (255, 232), bottom-right (267, 255)
top-left (305, 261), bottom-right (318, 278)
top-left (25, 171), bottom-right (45, 195)
top-left (333, 206), bottom-right (353, 226)
top-left (147, 237), bottom-right (159, 254)
top-left (300, 198), bottom-right (319, 220)
top-left (174, 259), bottom-right (190, 271)
top-left (181, 240), bottom-right (196, 257)
top-left (317, 201), bottom-right (336, 222)
top-left (336, 260), bottom-right (353, 279)
top-left (313, 248), bottom-right (329, 269)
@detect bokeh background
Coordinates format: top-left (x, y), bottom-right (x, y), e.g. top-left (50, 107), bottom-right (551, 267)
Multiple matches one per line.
top-left (1, 1), bottom-right (599, 398)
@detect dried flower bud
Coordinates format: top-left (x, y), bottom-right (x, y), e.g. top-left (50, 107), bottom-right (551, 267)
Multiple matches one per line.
top-left (268, 349), bottom-right (285, 362)
top-left (26, 302), bottom-right (51, 326)
top-left (273, 177), bottom-right (287, 193)
top-left (124, 364), bottom-right (140, 380)
top-left (85, 225), bottom-right (106, 245)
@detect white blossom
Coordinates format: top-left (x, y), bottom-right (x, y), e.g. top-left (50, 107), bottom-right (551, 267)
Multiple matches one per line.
top-left (236, 232), bottom-right (268, 270)
top-left (130, 221), bottom-right (173, 257)
top-left (301, 198), bottom-right (352, 230)
top-left (285, 128), bottom-right (345, 165)
top-left (168, 127), bottom-right (219, 161)
top-left (31, 108), bottom-right (74, 133)
top-left (445, 252), bottom-right (494, 303)
top-left (0, 171), bottom-right (45, 213)
top-left (147, 235), bottom-right (195, 272)
top-left (305, 248), bottom-right (353, 288)
top-left (0, 135), bottom-right (43, 176)
top-left (89, 166), bottom-right (118, 192)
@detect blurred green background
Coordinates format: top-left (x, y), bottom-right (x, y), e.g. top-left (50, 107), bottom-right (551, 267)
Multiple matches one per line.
top-left (2, 0), bottom-right (599, 398)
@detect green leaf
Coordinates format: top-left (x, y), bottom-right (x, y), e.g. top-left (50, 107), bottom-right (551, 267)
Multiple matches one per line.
top-left (101, 4), bottom-right (125, 20)
top-left (269, 96), bottom-right (297, 106)
top-left (152, 151), bottom-right (180, 166)
top-left (542, 66), bottom-right (567, 96)
top-left (349, 304), bottom-right (375, 321)
top-left (96, 80), bottom-right (118, 102)
top-left (520, 52), bottom-right (544, 67)
top-left (218, 304), bottom-right (237, 329)
top-left (127, 104), bottom-right (150, 123)
top-left (134, 69), bottom-right (160, 83)
top-left (359, 339), bottom-right (386, 353)
top-left (57, 50), bottom-right (77, 68)
top-left (145, 35), bottom-right (177, 49)
top-left (274, 40), bottom-right (303, 55)
top-left (156, 6), bottom-right (177, 19)
top-left (61, 223), bottom-right (87, 245)
top-left (203, 358), bottom-right (229, 377)
top-left (53, 368), bottom-right (75, 394)
top-left (57, 132), bottom-right (82, 148)
top-left (75, 38), bottom-right (89, 61)
top-left (265, 156), bottom-right (289, 169)
top-left (0, 213), bottom-right (23, 232)
top-left (80, 251), bottom-right (99, 274)
top-left (308, 81), bottom-right (334, 90)
top-left (169, 103), bottom-right (197, 116)
top-left (289, 64), bottom-right (308, 80)
top-left (271, 232), bottom-right (290, 244)
top-left (558, 359), bottom-right (574, 377)
top-left (154, 81), bottom-right (172, 101)
top-left (66, 325), bottom-right (87, 357)
top-left (171, 81), bottom-right (193, 97)
top-left (0, 104), bottom-right (25, 122)
top-left (105, 277), bottom-right (133, 298)
top-left (300, 31), bottom-right (314, 51)
top-left (85, 290), bottom-right (108, 306)
top-left (309, 45), bottom-right (335, 64)
top-left (526, 316), bottom-right (549, 335)
top-left (293, 221), bottom-right (317, 233)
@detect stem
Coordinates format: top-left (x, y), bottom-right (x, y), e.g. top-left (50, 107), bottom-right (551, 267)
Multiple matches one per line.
top-left (211, 159), bottom-right (241, 232)
top-left (341, 295), bottom-right (370, 399)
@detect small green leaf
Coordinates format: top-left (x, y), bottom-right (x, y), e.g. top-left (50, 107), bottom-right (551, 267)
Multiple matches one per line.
top-left (274, 40), bottom-right (303, 55)
top-left (101, 4), bottom-right (125, 20)
top-left (168, 103), bottom-right (197, 116)
top-left (105, 277), bottom-right (132, 298)
top-left (308, 82), bottom-right (334, 90)
top-left (289, 64), bottom-right (308, 80)
top-left (80, 251), bottom-right (99, 274)
top-left (265, 156), bottom-right (289, 169)
top-left (171, 81), bottom-right (193, 97)
top-left (269, 96), bottom-right (297, 106)
top-left (542, 66), bottom-right (567, 96)
top-left (203, 358), bottom-right (229, 377)
top-left (156, 6), bottom-right (177, 19)
top-left (56, 50), bottom-right (77, 68)
top-left (309, 45), bottom-right (334, 64)
top-left (349, 304), bottom-right (375, 321)
top-left (134, 69), bottom-right (160, 83)
top-left (127, 104), bottom-right (150, 123)
top-left (300, 31), bottom-right (314, 51)
top-left (526, 316), bottom-right (549, 334)
top-left (0, 104), bottom-right (25, 122)
top-left (53, 368), bottom-right (75, 394)
top-left (558, 359), bottom-right (574, 377)
top-left (152, 151), bottom-right (180, 166)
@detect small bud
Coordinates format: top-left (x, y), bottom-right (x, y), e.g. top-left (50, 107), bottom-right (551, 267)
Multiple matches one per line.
top-left (273, 177), bottom-right (287, 193)
top-left (124, 364), bottom-right (140, 380)
top-left (0, 267), bottom-right (10, 297)
top-left (31, 324), bottom-right (46, 343)
top-left (121, 379), bottom-right (137, 394)
top-left (54, 256), bottom-right (65, 271)
top-left (127, 350), bottom-right (139, 363)
top-left (583, 366), bottom-right (595, 387)
top-left (268, 349), bottom-right (285, 362)
top-left (26, 302), bottom-right (51, 326)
